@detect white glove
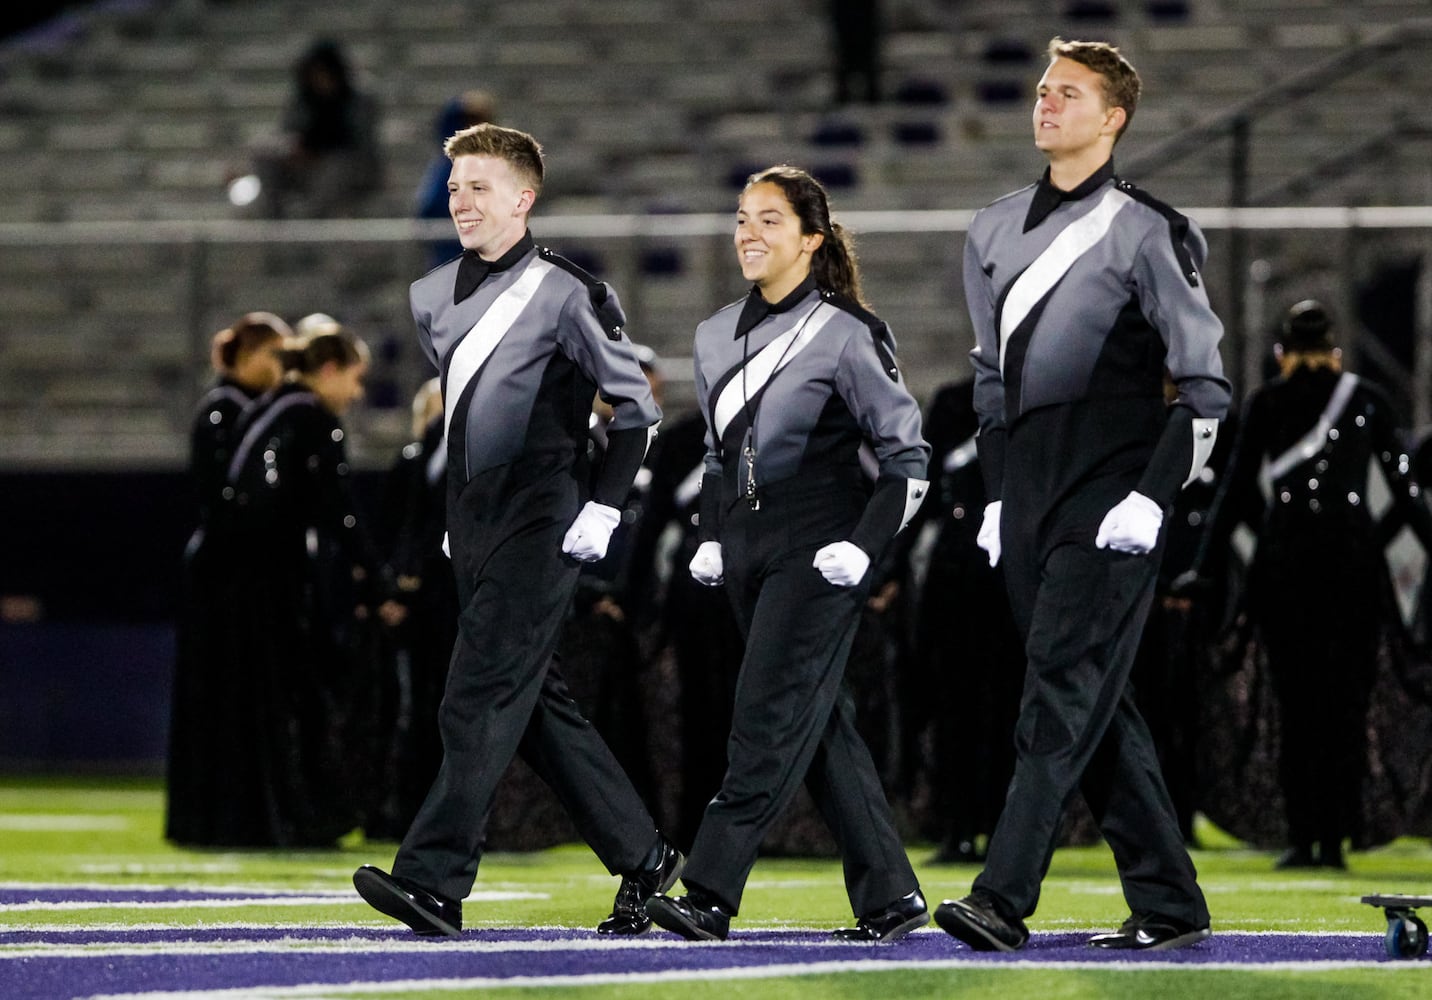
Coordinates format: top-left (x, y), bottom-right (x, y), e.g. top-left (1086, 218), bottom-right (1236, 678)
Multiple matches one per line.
top-left (1095, 491), bottom-right (1164, 555)
top-left (561, 501), bottom-right (622, 562)
top-left (689, 540), bottom-right (724, 586)
top-left (976, 500), bottom-right (1002, 567)
top-left (812, 540), bottom-right (870, 587)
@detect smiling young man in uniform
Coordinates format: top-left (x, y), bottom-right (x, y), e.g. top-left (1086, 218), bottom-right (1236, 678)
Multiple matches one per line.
top-left (933, 39), bottom-right (1230, 953)
top-left (353, 123), bottom-right (681, 938)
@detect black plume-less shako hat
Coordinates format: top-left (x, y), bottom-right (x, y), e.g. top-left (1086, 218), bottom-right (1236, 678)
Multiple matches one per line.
top-left (1282, 299), bottom-right (1334, 352)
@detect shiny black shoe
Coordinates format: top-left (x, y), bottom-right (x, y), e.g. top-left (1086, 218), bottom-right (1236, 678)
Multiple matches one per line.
top-left (645, 888), bottom-right (732, 941)
top-left (1087, 911), bottom-right (1211, 951)
top-left (597, 837), bottom-right (686, 935)
top-left (353, 864), bottom-right (462, 938)
top-left (832, 889), bottom-right (930, 942)
top-left (933, 890), bottom-right (1028, 952)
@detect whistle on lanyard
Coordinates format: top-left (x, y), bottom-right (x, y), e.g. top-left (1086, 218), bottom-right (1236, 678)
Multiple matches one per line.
top-left (743, 442), bottom-right (761, 511)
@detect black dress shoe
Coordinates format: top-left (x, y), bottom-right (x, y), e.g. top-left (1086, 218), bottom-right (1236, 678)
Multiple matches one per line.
top-left (597, 837), bottom-right (686, 935)
top-left (1087, 912), bottom-right (1211, 951)
top-left (645, 888), bottom-right (731, 941)
top-left (353, 864), bottom-right (462, 938)
top-left (832, 889), bottom-right (930, 941)
top-left (933, 891), bottom-right (1028, 952)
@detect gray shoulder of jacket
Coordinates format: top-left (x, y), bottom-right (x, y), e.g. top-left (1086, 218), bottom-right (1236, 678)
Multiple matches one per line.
top-left (410, 253), bottom-right (461, 297)
top-left (970, 183), bottom-right (1038, 236)
top-left (819, 289), bottom-right (900, 382)
top-left (537, 246), bottom-right (627, 339)
top-left (1114, 177), bottom-right (1203, 289)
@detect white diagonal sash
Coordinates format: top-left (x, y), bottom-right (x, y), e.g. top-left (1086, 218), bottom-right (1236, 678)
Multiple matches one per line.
top-left (1265, 372), bottom-right (1359, 482)
top-left (444, 259), bottom-right (554, 437)
top-left (712, 303), bottom-right (834, 440)
top-left (998, 187), bottom-right (1131, 375)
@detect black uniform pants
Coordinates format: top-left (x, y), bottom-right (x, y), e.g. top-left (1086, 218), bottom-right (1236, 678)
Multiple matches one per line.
top-left (976, 533), bottom-right (1208, 927)
top-left (682, 480), bottom-right (917, 916)
top-left (392, 481), bottom-right (658, 903)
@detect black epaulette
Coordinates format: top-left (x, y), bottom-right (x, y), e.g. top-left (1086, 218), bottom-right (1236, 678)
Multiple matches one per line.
top-left (819, 288), bottom-right (900, 382)
top-left (538, 245), bottom-right (627, 340)
top-left (1115, 177), bottom-right (1201, 288)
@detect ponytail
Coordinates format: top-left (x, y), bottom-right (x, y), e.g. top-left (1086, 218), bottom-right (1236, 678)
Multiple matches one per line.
top-left (281, 326), bottom-right (369, 378)
top-left (210, 311), bottom-right (291, 373)
top-left (813, 221), bottom-right (863, 306)
top-left (743, 165), bottom-right (867, 307)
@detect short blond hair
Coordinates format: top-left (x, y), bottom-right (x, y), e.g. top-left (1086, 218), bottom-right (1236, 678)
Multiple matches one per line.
top-left (444, 122), bottom-right (544, 195)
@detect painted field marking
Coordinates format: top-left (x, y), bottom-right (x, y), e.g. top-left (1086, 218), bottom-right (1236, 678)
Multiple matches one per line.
top-left (75, 954), bottom-right (1419, 1000)
top-left (0, 815), bottom-right (130, 831)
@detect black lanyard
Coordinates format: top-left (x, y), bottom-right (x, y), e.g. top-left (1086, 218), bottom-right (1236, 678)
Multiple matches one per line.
top-left (738, 301), bottom-right (822, 510)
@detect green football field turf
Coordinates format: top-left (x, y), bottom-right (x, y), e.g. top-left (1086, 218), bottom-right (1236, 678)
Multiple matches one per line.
top-left (2, 774), bottom-right (1431, 998)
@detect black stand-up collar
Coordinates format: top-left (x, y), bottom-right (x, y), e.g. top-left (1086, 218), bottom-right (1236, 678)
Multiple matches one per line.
top-left (733, 274), bottom-right (819, 339)
top-left (454, 230), bottom-right (535, 304)
top-left (1023, 159), bottom-right (1115, 232)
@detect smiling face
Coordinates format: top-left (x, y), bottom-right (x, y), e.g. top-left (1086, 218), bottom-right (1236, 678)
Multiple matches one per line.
top-left (734, 181), bottom-right (824, 303)
top-left (1032, 56), bottom-right (1125, 174)
top-left (447, 154), bottom-right (534, 259)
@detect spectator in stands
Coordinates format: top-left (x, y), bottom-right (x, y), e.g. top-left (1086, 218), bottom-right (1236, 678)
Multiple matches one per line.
top-left (249, 38), bottom-right (382, 218)
top-left (416, 90), bottom-right (498, 268)
top-left (828, 0), bottom-right (883, 104)
top-left (166, 311), bottom-right (289, 846)
top-left (644, 165), bottom-right (931, 944)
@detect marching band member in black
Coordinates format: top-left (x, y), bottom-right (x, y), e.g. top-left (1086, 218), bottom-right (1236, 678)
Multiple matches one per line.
top-left (167, 312), bottom-right (289, 845)
top-left (220, 324), bottom-right (383, 846)
top-left (646, 165), bottom-right (931, 943)
top-left (1183, 300), bottom-right (1432, 868)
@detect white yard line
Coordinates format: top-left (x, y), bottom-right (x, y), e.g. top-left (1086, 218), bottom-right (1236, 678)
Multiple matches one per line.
top-left (0, 815), bottom-right (131, 831)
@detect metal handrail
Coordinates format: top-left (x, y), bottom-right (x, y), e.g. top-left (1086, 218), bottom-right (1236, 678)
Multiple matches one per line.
top-left (1125, 20), bottom-right (1430, 182)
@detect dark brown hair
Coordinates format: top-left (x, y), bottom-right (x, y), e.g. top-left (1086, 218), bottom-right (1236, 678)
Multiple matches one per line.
top-left (280, 327), bottom-right (369, 376)
top-left (744, 165), bottom-right (865, 306)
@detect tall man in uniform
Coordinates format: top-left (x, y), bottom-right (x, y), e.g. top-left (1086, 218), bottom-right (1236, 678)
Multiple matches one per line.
top-left (354, 123), bottom-right (682, 937)
top-left (933, 39), bottom-right (1230, 952)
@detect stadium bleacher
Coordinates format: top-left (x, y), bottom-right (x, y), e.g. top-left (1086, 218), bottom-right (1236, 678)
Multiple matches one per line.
top-left (0, 0), bottom-right (1430, 467)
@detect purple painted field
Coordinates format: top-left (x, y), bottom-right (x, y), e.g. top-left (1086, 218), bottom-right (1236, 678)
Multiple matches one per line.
top-left (0, 886), bottom-right (1412, 1000)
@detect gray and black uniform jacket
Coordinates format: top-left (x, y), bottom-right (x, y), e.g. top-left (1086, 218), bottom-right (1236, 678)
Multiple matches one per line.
top-left (965, 161), bottom-right (1231, 533)
top-left (694, 275), bottom-right (929, 556)
top-left (409, 231), bottom-right (661, 551)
